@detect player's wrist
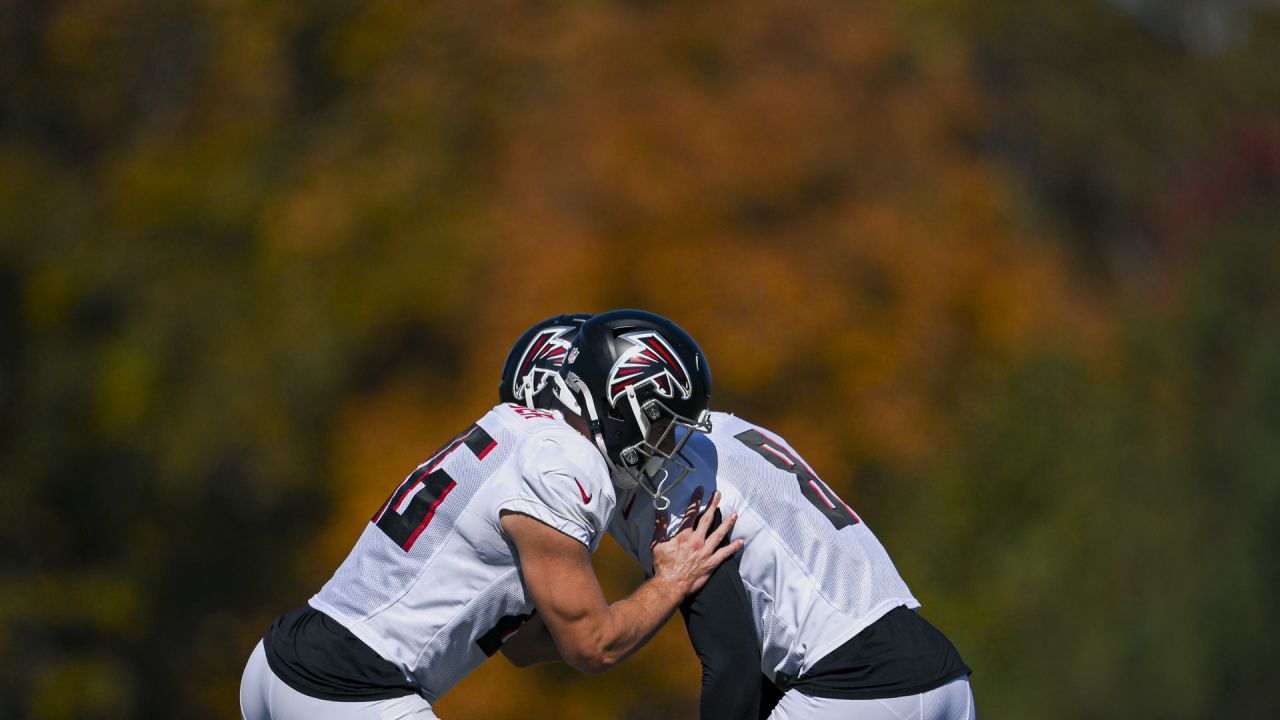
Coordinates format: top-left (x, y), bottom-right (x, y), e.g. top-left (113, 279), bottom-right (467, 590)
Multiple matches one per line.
top-left (646, 573), bottom-right (688, 606)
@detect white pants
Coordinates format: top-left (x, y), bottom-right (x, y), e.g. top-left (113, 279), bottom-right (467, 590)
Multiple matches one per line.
top-left (768, 676), bottom-right (975, 720)
top-left (240, 640), bottom-right (439, 720)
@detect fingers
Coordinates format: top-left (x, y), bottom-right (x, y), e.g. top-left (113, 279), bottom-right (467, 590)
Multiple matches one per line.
top-left (708, 536), bottom-right (745, 566)
top-left (693, 490), bottom-right (721, 537)
top-left (704, 506), bottom-right (738, 549)
top-left (654, 489), bottom-right (739, 561)
top-left (646, 489), bottom-right (744, 597)
top-left (652, 511), bottom-right (669, 546)
top-left (677, 487), bottom-right (705, 533)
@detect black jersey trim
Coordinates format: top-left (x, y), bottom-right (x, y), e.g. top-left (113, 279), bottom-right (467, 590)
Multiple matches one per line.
top-left (779, 605), bottom-right (971, 700)
top-left (262, 604), bottom-right (420, 702)
top-left (476, 611), bottom-right (535, 657)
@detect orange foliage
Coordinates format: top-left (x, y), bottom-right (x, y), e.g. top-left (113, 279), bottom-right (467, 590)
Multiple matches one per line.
top-left (309, 1), bottom-right (1101, 716)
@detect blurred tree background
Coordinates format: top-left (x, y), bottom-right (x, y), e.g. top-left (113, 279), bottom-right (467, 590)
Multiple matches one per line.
top-left (2, 0), bottom-right (1277, 717)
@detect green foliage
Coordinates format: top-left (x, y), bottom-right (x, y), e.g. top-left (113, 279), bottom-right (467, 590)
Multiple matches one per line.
top-left (2, 0), bottom-right (1277, 717)
top-left (897, 206), bottom-right (1280, 718)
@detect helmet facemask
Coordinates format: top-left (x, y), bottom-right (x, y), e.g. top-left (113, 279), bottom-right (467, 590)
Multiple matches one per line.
top-left (614, 390), bottom-right (712, 509)
top-left (556, 310), bottom-right (714, 509)
top-left (558, 372), bottom-right (709, 507)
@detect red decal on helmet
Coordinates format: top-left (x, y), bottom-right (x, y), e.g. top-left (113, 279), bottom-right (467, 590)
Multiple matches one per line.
top-left (607, 331), bottom-right (694, 405)
top-left (513, 325), bottom-right (576, 399)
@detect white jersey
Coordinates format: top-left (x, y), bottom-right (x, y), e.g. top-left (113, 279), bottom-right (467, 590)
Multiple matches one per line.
top-left (311, 403), bottom-right (615, 702)
top-left (607, 412), bottom-right (918, 685)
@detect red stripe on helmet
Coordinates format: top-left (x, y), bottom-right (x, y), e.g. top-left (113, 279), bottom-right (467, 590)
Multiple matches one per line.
top-left (645, 337), bottom-right (687, 383)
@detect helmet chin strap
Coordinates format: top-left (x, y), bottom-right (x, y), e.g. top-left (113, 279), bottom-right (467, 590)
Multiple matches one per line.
top-left (557, 374), bottom-right (683, 504)
top-left (549, 374), bottom-right (582, 415)
top-left (516, 375), bottom-right (535, 409)
top-left (623, 385), bottom-right (650, 439)
top-left (561, 373), bottom-right (631, 486)
top-left (646, 470), bottom-right (672, 511)
top-left (639, 454), bottom-right (697, 512)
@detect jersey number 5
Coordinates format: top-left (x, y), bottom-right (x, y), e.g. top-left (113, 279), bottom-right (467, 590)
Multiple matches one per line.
top-left (734, 429), bottom-right (860, 529)
top-left (372, 424), bottom-right (497, 551)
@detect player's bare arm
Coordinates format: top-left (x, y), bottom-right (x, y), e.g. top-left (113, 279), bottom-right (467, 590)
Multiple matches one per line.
top-left (501, 490), bottom-right (741, 675)
top-left (499, 490), bottom-right (733, 668)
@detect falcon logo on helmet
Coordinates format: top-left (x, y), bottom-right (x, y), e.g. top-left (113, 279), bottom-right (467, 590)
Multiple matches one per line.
top-left (607, 331), bottom-right (693, 406)
top-left (511, 325), bottom-right (576, 402)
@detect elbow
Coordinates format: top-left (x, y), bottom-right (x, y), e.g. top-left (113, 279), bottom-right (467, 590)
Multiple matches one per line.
top-left (568, 658), bottom-right (609, 676)
top-left (552, 614), bottom-right (629, 675)
top-left (562, 643), bottom-right (622, 676)
top-left (563, 653), bottom-right (611, 676)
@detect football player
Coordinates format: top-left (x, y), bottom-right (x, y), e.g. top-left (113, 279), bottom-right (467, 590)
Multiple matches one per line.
top-left (239, 310), bottom-right (740, 719)
top-left (505, 312), bottom-right (974, 720)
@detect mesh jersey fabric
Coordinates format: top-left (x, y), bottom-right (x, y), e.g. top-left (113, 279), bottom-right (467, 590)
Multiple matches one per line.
top-left (310, 403), bottom-right (614, 701)
top-left (607, 411), bottom-right (919, 685)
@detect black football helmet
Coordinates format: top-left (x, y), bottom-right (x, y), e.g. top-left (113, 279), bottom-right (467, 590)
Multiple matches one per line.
top-left (499, 313), bottom-right (593, 408)
top-left (555, 309), bottom-right (712, 504)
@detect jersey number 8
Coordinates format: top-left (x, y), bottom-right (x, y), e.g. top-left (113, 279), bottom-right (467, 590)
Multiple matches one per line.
top-left (735, 429), bottom-right (860, 529)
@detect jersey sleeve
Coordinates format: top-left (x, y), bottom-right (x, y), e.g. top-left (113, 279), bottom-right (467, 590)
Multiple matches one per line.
top-left (499, 431), bottom-right (613, 548)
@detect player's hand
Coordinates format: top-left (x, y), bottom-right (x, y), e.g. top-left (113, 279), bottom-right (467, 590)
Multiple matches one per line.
top-left (650, 490), bottom-right (742, 597)
top-left (652, 486), bottom-right (705, 543)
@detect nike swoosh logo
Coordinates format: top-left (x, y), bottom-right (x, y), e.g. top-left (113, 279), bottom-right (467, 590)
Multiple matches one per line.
top-left (573, 478), bottom-right (593, 504)
top-left (620, 494), bottom-right (637, 520)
